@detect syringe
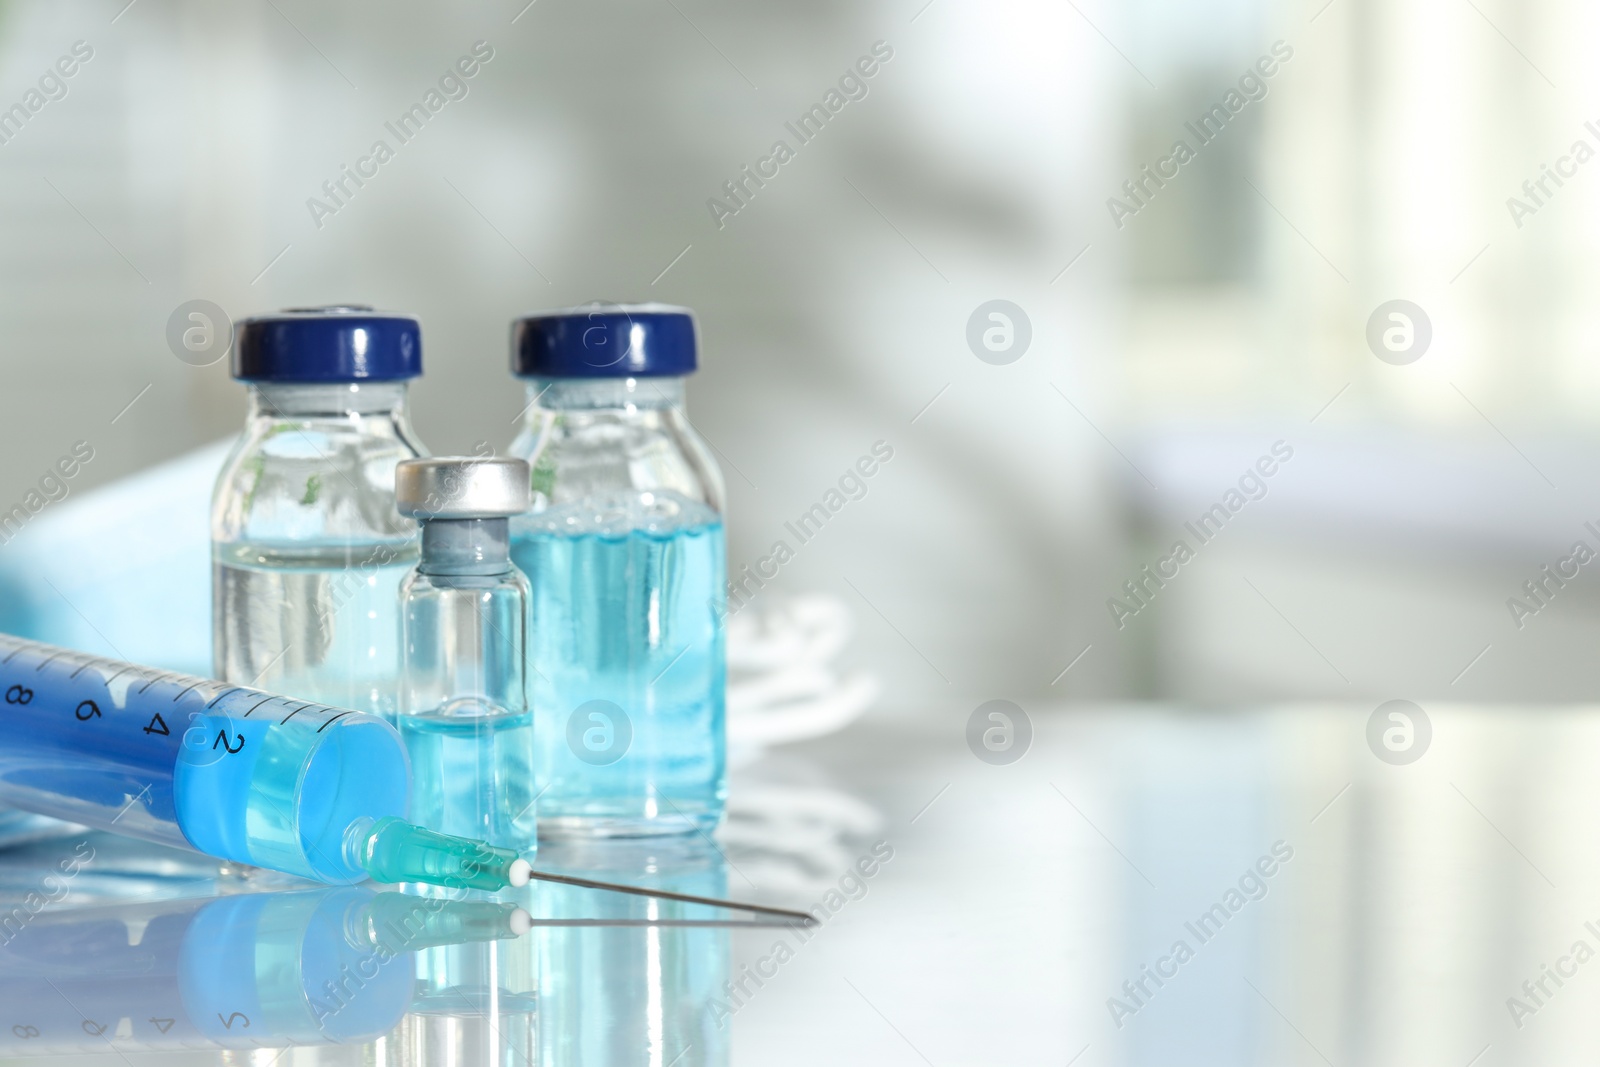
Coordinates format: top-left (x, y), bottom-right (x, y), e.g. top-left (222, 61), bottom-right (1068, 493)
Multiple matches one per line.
top-left (0, 633), bottom-right (531, 891)
top-left (0, 634), bottom-right (814, 924)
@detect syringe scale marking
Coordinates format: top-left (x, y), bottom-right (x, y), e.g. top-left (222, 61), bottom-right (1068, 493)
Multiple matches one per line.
top-left (316, 712), bottom-right (354, 734)
top-left (136, 671), bottom-right (184, 694)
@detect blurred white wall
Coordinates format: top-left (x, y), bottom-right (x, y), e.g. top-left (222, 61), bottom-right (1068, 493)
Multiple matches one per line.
top-left (6, 0), bottom-right (1600, 706)
top-left (1107, 0), bottom-right (1600, 701)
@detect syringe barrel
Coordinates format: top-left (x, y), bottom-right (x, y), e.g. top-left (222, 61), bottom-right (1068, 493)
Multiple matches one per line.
top-left (0, 633), bottom-right (410, 883)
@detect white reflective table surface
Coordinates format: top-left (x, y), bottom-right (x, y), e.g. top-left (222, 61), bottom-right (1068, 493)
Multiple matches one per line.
top-left (0, 703), bottom-right (1588, 1066)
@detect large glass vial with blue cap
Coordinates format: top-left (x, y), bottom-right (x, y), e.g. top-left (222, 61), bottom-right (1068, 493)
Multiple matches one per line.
top-left (213, 306), bottom-right (427, 721)
top-left (509, 304), bottom-right (727, 835)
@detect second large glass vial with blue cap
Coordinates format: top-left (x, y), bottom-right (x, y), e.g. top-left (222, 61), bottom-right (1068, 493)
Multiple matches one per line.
top-left (509, 305), bottom-right (727, 835)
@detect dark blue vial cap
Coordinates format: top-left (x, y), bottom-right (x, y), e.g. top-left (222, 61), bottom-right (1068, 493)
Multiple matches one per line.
top-left (512, 303), bottom-right (697, 378)
top-left (233, 306), bottom-right (422, 383)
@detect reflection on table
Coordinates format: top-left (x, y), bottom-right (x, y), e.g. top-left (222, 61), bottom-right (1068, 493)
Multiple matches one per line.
top-left (0, 834), bottom-right (753, 1065)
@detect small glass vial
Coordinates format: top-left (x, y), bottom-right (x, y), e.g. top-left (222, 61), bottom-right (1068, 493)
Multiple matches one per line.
top-left (508, 304), bottom-right (727, 836)
top-left (212, 307), bottom-right (426, 721)
top-left (396, 457), bottom-right (537, 853)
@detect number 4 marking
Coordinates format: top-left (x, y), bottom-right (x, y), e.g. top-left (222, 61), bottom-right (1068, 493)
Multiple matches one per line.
top-left (143, 713), bottom-right (170, 737)
top-left (149, 1018), bottom-right (174, 1033)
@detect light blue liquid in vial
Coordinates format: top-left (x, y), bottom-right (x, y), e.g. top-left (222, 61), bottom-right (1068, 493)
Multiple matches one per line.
top-left (398, 709), bottom-right (539, 849)
top-left (511, 493), bottom-right (726, 835)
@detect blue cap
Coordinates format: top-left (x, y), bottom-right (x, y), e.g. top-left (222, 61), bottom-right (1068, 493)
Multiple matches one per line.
top-left (233, 306), bottom-right (422, 382)
top-left (512, 303), bottom-right (697, 378)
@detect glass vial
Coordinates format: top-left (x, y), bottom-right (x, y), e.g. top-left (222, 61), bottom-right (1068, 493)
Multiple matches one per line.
top-left (212, 306), bottom-right (426, 721)
top-left (397, 456), bottom-right (537, 852)
top-left (508, 304), bottom-right (727, 836)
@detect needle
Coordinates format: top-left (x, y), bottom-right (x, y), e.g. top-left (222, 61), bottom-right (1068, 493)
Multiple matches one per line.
top-left (524, 868), bottom-right (815, 924)
top-left (526, 917), bottom-right (811, 928)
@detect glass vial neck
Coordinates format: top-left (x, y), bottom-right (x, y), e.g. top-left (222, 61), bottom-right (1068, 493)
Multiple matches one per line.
top-left (419, 517), bottom-right (511, 577)
top-left (248, 381), bottom-right (411, 418)
top-left (527, 377), bottom-right (685, 413)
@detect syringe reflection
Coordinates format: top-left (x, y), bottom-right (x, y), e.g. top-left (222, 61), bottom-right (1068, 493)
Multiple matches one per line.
top-left (0, 838), bottom-right (771, 1064)
top-left (0, 886), bottom-right (521, 1053)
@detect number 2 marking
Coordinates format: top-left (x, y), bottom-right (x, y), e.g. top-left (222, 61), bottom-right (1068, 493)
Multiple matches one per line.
top-left (213, 730), bottom-right (245, 754)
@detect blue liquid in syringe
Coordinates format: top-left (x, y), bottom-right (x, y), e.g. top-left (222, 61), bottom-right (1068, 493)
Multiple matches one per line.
top-left (0, 633), bottom-right (408, 883)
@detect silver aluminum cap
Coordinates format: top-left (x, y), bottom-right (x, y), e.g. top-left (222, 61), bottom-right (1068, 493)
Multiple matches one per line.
top-left (396, 457), bottom-right (530, 519)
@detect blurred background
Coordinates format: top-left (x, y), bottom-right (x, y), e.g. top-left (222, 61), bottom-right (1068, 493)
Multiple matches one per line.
top-left (1, 0), bottom-right (1597, 714)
